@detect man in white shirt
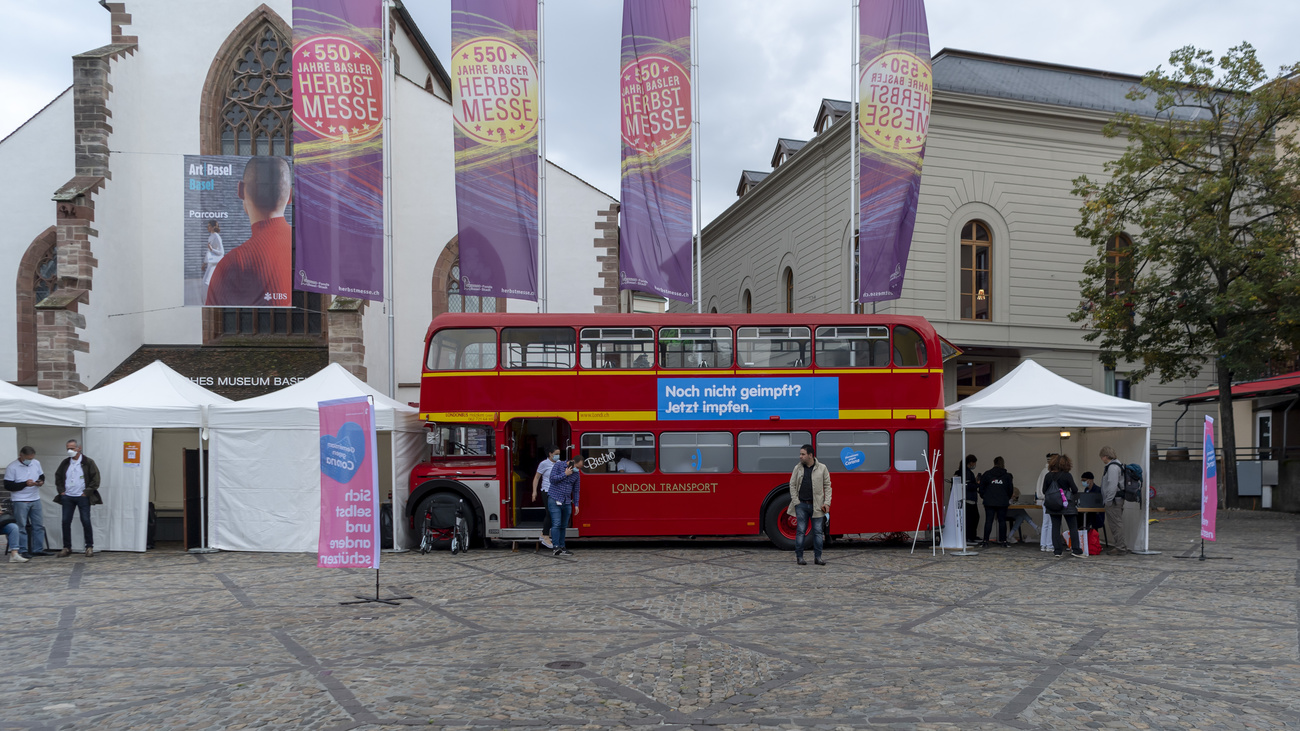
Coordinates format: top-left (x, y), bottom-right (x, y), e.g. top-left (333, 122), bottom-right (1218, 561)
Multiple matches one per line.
top-left (531, 446), bottom-right (561, 549)
top-left (3, 446), bottom-right (50, 558)
top-left (615, 451), bottom-right (645, 473)
top-left (56, 439), bottom-right (101, 558)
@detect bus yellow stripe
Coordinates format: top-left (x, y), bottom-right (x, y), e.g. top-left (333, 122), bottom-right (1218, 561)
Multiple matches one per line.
top-left (499, 412), bottom-right (577, 421)
top-left (931, 409), bottom-right (946, 419)
top-left (893, 409), bottom-right (930, 420)
top-left (421, 412), bottom-right (495, 422)
top-left (423, 371), bottom-right (498, 378)
top-left (838, 409), bottom-right (893, 420)
top-left (579, 411), bottom-right (657, 421)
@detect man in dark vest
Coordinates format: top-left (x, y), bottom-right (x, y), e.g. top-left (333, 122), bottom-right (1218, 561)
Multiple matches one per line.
top-left (55, 439), bottom-right (101, 557)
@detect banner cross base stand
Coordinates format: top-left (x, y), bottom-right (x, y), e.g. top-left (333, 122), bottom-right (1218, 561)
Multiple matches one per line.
top-left (1173, 539), bottom-right (1231, 561)
top-left (340, 569), bottom-right (412, 606)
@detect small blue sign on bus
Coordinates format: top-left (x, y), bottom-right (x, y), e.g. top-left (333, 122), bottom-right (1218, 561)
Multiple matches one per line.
top-left (657, 377), bottom-right (839, 421)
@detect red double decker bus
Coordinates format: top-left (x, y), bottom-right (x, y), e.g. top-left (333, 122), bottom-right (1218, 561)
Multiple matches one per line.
top-left (408, 313), bottom-right (951, 549)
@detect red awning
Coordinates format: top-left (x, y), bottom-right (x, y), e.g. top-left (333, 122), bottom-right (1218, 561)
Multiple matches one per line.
top-left (1172, 371), bottom-right (1300, 405)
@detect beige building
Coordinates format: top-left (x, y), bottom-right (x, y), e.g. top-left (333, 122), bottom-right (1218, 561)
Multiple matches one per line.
top-left (687, 49), bottom-right (1218, 451)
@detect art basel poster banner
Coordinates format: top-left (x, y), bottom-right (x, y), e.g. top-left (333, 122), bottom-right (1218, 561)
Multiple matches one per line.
top-left (451, 0), bottom-right (540, 301)
top-left (318, 396), bottom-right (380, 569)
top-left (292, 0), bottom-right (385, 302)
top-left (618, 0), bottom-right (693, 303)
top-left (858, 0), bottom-right (931, 303)
top-left (183, 155), bottom-right (294, 308)
top-left (1201, 415), bottom-right (1218, 541)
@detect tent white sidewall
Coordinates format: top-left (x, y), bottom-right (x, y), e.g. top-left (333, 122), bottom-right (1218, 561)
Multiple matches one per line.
top-left (391, 430), bottom-right (425, 550)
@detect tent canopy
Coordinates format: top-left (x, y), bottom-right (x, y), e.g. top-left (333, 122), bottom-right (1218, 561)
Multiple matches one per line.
top-left (66, 360), bottom-right (230, 428)
top-left (946, 360), bottom-right (1151, 430)
top-left (207, 363), bottom-right (420, 431)
top-left (0, 380), bottom-right (85, 427)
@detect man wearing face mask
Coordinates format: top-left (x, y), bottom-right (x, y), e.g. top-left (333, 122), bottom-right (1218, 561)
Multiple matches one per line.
top-left (55, 440), bottom-right (101, 557)
top-left (3, 446), bottom-right (50, 558)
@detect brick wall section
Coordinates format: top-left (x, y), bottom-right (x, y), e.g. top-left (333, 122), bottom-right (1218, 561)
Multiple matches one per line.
top-left (593, 204), bottom-right (621, 313)
top-left (104, 2), bottom-right (137, 45)
top-left (328, 298), bottom-right (368, 381)
top-left (36, 37), bottom-right (136, 397)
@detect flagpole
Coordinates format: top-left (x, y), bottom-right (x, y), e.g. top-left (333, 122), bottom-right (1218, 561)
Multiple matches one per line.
top-left (850, 0), bottom-right (859, 315)
top-left (382, 0), bottom-right (395, 398)
top-left (691, 0), bottom-right (701, 313)
top-left (537, 0), bottom-right (548, 313)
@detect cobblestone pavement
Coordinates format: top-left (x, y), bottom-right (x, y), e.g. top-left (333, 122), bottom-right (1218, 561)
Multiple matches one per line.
top-left (2, 510), bottom-right (1299, 730)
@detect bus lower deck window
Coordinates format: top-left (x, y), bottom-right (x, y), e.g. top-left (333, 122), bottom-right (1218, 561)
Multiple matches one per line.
top-left (580, 432), bottom-right (655, 472)
top-left (660, 432), bottom-right (734, 473)
top-left (817, 431), bottom-right (889, 472)
top-left (738, 431), bottom-right (810, 472)
top-left (894, 430), bottom-right (928, 471)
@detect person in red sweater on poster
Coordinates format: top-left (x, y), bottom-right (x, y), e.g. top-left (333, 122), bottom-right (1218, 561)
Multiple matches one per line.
top-left (205, 156), bottom-right (293, 307)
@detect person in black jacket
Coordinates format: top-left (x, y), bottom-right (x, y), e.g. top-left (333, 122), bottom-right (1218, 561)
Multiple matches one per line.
top-left (953, 455), bottom-right (979, 545)
top-left (979, 456), bottom-right (1014, 547)
top-left (1043, 453), bottom-right (1082, 558)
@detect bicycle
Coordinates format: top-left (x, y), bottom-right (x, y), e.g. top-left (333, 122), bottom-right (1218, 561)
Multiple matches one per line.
top-left (418, 497), bottom-right (470, 555)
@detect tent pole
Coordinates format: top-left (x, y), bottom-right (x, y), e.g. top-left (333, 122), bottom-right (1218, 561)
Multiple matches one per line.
top-left (190, 405), bottom-right (217, 553)
top-left (1132, 425), bottom-right (1160, 554)
top-left (951, 427), bottom-right (976, 556)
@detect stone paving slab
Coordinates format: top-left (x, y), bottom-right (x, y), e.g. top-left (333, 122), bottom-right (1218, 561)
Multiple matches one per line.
top-left (1, 510), bottom-right (1299, 730)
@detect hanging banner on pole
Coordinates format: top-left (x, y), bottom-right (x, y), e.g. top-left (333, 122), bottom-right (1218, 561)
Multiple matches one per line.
top-left (292, 0), bottom-right (385, 302)
top-left (318, 396), bottom-right (379, 568)
top-left (858, 0), bottom-right (931, 303)
top-left (1201, 416), bottom-right (1218, 541)
top-left (184, 155), bottom-right (295, 307)
top-left (451, 0), bottom-right (540, 302)
top-left (617, 0), bottom-right (693, 303)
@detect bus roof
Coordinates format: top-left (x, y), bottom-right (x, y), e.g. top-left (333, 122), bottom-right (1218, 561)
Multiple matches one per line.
top-left (425, 312), bottom-right (938, 341)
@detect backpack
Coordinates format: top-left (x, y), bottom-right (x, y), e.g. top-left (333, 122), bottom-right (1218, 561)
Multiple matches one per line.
top-left (1120, 463), bottom-right (1143, 503)
top-left (1042, 474), bottom-right (1070, 513)
top-left (1106, 461), bottom-right (1143, 504)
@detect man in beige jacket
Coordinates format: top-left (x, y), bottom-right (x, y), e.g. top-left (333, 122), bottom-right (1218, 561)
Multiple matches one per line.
top-left (788, 444), bottom-right (831, 565)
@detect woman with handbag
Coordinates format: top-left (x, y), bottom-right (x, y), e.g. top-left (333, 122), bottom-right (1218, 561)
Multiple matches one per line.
top-left (1042, 453), bottom-right (1083, 558)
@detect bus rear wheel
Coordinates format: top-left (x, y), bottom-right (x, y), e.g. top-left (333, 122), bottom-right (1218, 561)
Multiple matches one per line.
top-left (763, 498), bottom-right (809, 551)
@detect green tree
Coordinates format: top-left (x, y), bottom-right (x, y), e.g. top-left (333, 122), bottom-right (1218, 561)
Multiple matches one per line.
top-left (1072, 44), bottom-right (1300, 508)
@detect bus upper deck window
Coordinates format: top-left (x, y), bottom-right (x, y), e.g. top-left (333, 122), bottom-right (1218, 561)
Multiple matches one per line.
top-left (737, 326), bottom-right (810, 368)
top-left (658, 327), bottom-right (733, 369)
top-left (892, 326), bottom-right (928, 368)
top-left (427, 328), bottom-right (497, 370)
top-left (502, 328), bottom-right (577, 369)
top-left (814, 326), bottom-right (889, 368)
top-left (580, 327), bottom-right (655, 369)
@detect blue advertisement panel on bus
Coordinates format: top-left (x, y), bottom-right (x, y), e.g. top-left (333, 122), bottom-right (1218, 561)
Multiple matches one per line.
top-left (657, 377), bottom-right (839, 420)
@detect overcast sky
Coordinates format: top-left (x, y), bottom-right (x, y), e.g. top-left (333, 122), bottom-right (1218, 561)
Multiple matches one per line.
top-left (3, 0), bottom-right (1297, 223)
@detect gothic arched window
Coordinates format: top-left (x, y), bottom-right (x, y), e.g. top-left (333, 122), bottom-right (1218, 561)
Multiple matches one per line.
top-left (34, 245), bottom-right (58, 302)
top-left (448, 263), bottom-right (498, 313)
top-left (219, 24), bottom-right (292, 156)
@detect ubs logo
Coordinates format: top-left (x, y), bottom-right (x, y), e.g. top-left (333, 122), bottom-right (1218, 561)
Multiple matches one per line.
top-left (263, 292), bottom-right (289, 301)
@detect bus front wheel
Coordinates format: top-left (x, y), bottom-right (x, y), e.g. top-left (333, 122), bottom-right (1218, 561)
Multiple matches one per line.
top-left (763, 499), bottom-right (809, 551)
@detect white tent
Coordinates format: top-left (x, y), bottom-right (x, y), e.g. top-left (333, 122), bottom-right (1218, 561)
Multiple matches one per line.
top-left (0, 380), bottom-right (86, 427)
top-left (945, 360), bottom-right (1154, 552)
top-left (62, 361), bottom-right (230, 552)
top-left (207, 363), bottom-right (425, 553)
top-left (0, 382), bottom-right (86, 557)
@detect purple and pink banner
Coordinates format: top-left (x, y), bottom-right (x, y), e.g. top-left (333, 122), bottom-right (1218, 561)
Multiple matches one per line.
top-left (318, 396), bottom-right (379, 568)
top-left (618, 0), bottom-right (693, 303)
top-left (1201, 416), bottom-right (1218, 541)
top-left (858, 0), bottom-right (931, 303)
top-left (451, 1), bottom-right (540, 301)
top-left (292, 0), bottom-right (386, 302)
